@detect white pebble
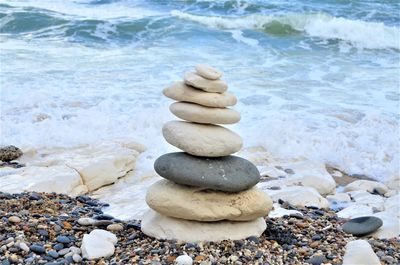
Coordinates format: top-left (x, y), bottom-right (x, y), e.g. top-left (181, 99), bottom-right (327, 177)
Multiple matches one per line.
top-left (78, 217), bottom-right (96, 226)
top-left (69, 246), bottom-right (81, 254)
top-left (19, 242), bottom-right (29, 252)
top-left (72, 253), bottom-right (82, 263)
top-left (58, 248), bottom-right (71, 256)
top-left (176, 254), bottom-right (193, 265)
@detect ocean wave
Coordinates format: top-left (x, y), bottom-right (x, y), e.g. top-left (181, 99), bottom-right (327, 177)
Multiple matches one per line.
top-left (171, 10), bottom-right (400, 49)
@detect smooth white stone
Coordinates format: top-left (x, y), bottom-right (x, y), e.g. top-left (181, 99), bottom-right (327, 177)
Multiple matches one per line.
top-left (162, 121), bottom-right (242, 157)
top-left (342, 240), bottom-right (380, 265)
top-left (163, 82), bottom-right (237, 107)
top-left (176, 255), bottom-right (193, 265)
top-left (169, 102), bottom-right (240, 124)
top-left (81, 229), bottom-right (117, 260)
top-left (370, 211), bottom-right (400, 239)
top-left (344, 180), bottom-right (389, 194)
top-left (184, 72), bottom-right (227, 93)
top-left (195, 64), bottom-right (223, 80)
top-left (384, 194), bottom-right (400, 218)
top-left (260, 185), bottom-right (329, 209)
top-left (268, 203), bottom-right (303, 218)
top-left (336, 204), bottom-right (373, 219)
top-left (141, 210), bottom-right (266, 242)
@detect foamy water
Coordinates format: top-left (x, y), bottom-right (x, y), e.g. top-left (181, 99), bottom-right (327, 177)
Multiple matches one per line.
top-left (1, 0), bottom-right (399, 185)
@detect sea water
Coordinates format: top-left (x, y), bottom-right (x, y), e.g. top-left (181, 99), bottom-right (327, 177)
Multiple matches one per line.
top-left (1, 0), bottom-right (399, 184)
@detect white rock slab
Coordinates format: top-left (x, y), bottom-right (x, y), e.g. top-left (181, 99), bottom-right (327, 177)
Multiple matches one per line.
top-left (347, 190), bottom-right (385, 211)
top-left (384, 194), bottom-right (400, 218)
top-left (268, 203), bottom-right (303, 218)
top-left (342, 240), bottom-right (380, 265)
top-left (260, 161), bottom-right (336, 195)
top-left (336, 204), bottom-right (373, 219)
top-left (370, 211), bottom-right (400, 239)
top-left (81, 229), bottom-right (117, 260)
top-left (259, 185), bottom-right (329, 209)
top-left (141, 209), bottom-right (266, 242)
top-left (0, 166), bottom-right (87, 196)
top-left (344, 180), bottom-right (389, 195)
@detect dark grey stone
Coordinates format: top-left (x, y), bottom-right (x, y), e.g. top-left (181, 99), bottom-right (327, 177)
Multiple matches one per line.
top-left (154, 152), bottom-right (260, 192)
top-left (56, 236), bottom-right (70, 244)
top-left (342, 216), bottom-right (383, 236)
top-left (30, 244), bottom-right (46, 254)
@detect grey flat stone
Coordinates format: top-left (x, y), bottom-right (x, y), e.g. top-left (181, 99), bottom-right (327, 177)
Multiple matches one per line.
top-left (342, 216), bottom-right (383, 236)
top-left (154, 152), bottom-right (260, 192)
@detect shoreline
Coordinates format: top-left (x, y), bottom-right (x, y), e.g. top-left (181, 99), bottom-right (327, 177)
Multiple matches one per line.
top-left (0, 192), bottom-right (399, 265)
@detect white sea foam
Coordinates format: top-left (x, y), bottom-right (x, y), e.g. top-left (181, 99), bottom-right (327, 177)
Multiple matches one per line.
top-left (171, 10), bottom-right (400, 49)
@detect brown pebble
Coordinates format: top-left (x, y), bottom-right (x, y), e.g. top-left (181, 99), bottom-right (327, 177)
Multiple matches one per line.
top-left (8, 216), bottom-right (21, 223)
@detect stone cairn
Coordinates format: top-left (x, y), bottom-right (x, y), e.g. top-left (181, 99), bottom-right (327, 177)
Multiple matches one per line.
top-left (141, 64), bottom-right (273, 242)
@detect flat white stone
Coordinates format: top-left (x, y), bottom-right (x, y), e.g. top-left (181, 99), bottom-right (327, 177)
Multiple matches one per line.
top-left (260, 161), bottom-right (336, 195)
top-left (384, 194), bottom-right (400, 218)
top-left (195, 64), bottom-right (223, 80)
top-left (141, 209), bottom-right (266, 242)
top-left (336, 204), bottom-right (373, 219)
top-left (344, 180), bottom-right (389, 195)
top-left (260, 185), bottom-right (329, 209)
top-left (347, 190), bottom-right (385, 211)
top-left (327, 193), bottom-right (351, 203)
top-left (146, 180), bottom-right (272, 221)
top-left (162, 121), bottom-right (242, 157)
top-left (81, 229), bottom-right (117, 260)
top-left (170, 102), bottom-right (240, 124)
top-left (185, 72), bottom-right (227, 93)
top-left (342, 240), bottom-right (380, 265)
top-left (370, 211), bottom-right (400, 239)
top-left (268, 203), bottom-right (303, 218)
top-left (163, 82), bottom-right (237, 108)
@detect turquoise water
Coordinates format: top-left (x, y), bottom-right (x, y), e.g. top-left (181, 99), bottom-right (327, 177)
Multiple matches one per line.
top-left (1, 0), bottom-right (399, 181)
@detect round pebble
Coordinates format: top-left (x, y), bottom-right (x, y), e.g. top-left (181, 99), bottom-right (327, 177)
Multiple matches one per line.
top-left (30, 244), bottom-right (45, 254)
top-left (107, 223), bottom-right (124, 232)
top-left (72, 253), bottom-right (82, 263)
top-left (175, 254), bottom-right (193, 265)
top-left (19, 242), bottom-right (29, 252)
top-left (8, 216), bottom-right (21, 223)
top-left (56, 235), bottom-right (71, 244)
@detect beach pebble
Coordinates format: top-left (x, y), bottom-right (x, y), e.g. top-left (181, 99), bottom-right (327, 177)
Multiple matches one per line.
top-left (342, 240), bottom-right (380, 265)
top-left (141, 209), bottom-right (266, 242)
top-left (162, 121), bottom-right (242, 157)
top-left (107, 223), bottom-right (124, 232)
top-left (170, 102), bottom-right (240, 124)
top-left (30, 244), bottom-right (45, 254)
top-left (8, 216), bottom-right (21, 223)
top-left (195, 64), bottom-right (222, 80)
top-left (163, 82), bottom-right (236, 108)
top-left (72, 253), bottom-right (82, 263)
top-left (184, 72), bottom-right (227, 93)
top-left (175, 254), bottom-right (193, 265)
top-left (154, 152), bottom-right (259, 192)
top-left (146, 180), bottom-right (272, 221)
top-left (78, 217), bottom-right (96, 226)
top-left (81, 229), bottom-right (117, 260)
top-left (56, 235), bottom-right (71, 244)
top-left (342, 216), bottom-right (383, 236)
top-left (19, 242), bottom-right (29, 252)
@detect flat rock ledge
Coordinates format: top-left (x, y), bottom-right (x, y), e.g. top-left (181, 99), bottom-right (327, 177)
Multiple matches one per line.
top-left (0, 192), bottom-right (398, 265)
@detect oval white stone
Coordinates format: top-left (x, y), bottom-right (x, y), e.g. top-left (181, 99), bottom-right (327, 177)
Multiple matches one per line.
top-left (170, 102), bottom-right (240, 124)
top-left (146, 179), bottom-right (272, 221)
top-left (162, 121), bottom-right (242, 157)
top-left (163, 82), bottom-right (236, 108)
top-left (141, 209), bottom-right (266, 242)
top-left (185, 72), bottom-right (227, 93)
top-left (195, 64), bottom-right (223, 80)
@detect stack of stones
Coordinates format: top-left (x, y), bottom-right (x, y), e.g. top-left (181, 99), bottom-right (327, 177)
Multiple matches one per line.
top-left (141, 65), bottom-right (273, 242)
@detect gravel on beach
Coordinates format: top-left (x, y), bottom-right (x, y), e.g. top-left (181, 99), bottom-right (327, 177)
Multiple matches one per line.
top-left (0, 192), bottom-right (398, 265)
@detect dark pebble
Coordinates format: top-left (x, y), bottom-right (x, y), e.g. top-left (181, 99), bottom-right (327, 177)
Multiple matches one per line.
top-left (30, 244), bottom-right (46, 254)
top-left (342, 216), bottom-right (383, 236)
top-left (306, 255), bottom-right (326, 265)
top-left (29, 193), bottom-right (42, 200)
top-left (247, 236), bottom-right (260, 244)
top-left (311, 234), bottom-right (322, 241)
top-left (284, 168), bottom-right (295, 174)
top-left (56, 235), bottom-right (71, 244)
top-left (53, 243), bottom-right (64, 251)
top-left (94, 214), bottom-right (114, 220)
top-left (38, 229), bottom-right (49, 237)
top-left (48, 250), bottom-right (59, 258)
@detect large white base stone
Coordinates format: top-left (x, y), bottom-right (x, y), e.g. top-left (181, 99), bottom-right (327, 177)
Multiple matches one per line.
top-left (342, 240), bottom-right (380, 265)
top-left (141, 210), bottom-right (266, 242)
